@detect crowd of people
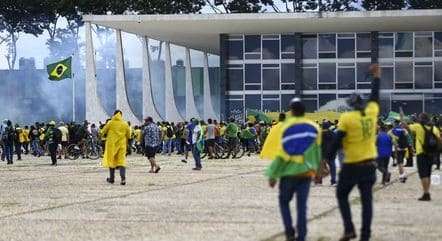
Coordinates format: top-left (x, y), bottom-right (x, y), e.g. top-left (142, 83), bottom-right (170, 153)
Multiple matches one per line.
top-left (1, 64), bottom-right (441, 241)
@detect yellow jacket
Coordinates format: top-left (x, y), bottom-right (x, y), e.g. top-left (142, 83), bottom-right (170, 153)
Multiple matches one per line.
top-left (102, 113), bottom-right (131, 168)
top-left (23, 129), bottom-right (30, 142)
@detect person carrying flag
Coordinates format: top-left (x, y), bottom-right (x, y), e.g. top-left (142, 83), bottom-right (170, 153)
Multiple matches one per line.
top-left (330, 64), bottom-right (381, 241)
top-left (265, 98), bottom-right (322, 241)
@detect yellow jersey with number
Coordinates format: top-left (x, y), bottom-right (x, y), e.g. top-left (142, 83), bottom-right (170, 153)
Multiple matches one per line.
top-left (338, 101), bottom-right (380, 164)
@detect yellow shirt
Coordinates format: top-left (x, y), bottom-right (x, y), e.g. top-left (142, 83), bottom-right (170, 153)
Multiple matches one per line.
top-left (409, 124), bottom-right (441, 155)
top-left (18, 130), bottom-right (26, 143)
top-left (338, 101), bottom-right (379, 164)
top-left (134, 129), bottom-right (142, 143)
top-left (23, 129), bottom-right (30, 142)
top-left (220, 126), bottom-right (226, 136)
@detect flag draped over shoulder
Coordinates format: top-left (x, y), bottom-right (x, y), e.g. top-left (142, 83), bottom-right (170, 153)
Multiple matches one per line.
top-left (263, 117), bottom-right (322, 179)
top-left (260, 122), bottom-right (283, 160)
top-left (47, 57), bottom-right (72, 81)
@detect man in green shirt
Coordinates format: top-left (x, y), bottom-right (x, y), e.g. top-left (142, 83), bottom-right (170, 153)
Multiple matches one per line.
top-left (225, 118), bottom-right (239, 158)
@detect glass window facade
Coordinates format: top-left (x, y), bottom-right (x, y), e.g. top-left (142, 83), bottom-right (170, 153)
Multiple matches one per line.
top-left (224, 31), bottom-right (440, 117)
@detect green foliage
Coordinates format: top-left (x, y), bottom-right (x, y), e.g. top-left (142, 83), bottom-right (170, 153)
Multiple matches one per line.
top-left (407, 0), bottom-right (442, 9)
top-left (362, 0), bottom-right (406, 10)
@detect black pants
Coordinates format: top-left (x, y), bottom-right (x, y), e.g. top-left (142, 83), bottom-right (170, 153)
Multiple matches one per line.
top-left (15, 143), bottom-right (22, 160)
top-left (48, 143), bottom-right (58, 165)
top-left (337, 161), bottom-right (376, 241)
top-left (376, 157), bottom-right (390, 182)
top-left (434, 153), bottom-right (441, 170)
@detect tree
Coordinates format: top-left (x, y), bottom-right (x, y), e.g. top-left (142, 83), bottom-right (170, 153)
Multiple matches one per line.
top-left (362, 0), bottom-right (406, 10)
top-left (407, 0), bottom-right (442, 9)
top-left (131, 0), bottom-right (206, 14)
top-left (0, 0), bottom-right (56, 69)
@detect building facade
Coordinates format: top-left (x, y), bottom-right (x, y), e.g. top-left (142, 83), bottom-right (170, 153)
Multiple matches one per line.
top-left (222, 31), bottom-right (442, 120)
top-left (84, 10), bottom-right (442, 123)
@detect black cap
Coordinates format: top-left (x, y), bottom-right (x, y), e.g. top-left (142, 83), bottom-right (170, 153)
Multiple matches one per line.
top-left (290, 98), bottom-right (305, 116)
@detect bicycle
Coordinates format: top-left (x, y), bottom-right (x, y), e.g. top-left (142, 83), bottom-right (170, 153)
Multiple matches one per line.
top-left (66, 135), bottom-right (102, 160)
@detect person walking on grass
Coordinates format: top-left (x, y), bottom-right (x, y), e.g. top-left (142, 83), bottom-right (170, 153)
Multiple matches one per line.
top-left (102, 110), bottom-right (131, 186)
top-left (142, 117), bottom-right (161, 174)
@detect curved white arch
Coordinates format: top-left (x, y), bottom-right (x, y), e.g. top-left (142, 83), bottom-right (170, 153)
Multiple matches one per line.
top-left (115, 29), bottom-right (140, 125)
top-left (142, 37), bottom-right (163, 122)
top-left (185, 48), bottom-right (201, 121)
top-left (85, 22), bottom-right (109, 124)
top-left (203, 52), bottom-right (220, 121)
top-left (164, 42), bottom-right (185, 123)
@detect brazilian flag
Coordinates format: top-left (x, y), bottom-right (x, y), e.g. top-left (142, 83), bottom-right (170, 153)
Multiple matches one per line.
top-left (47, 57), bottom-right (72, 81)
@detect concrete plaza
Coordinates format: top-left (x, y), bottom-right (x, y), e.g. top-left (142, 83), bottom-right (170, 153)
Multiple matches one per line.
top-left (0, 154), bottom-right (441, 241)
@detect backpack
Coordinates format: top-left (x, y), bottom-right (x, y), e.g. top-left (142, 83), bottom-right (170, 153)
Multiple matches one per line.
top-left (53, 128), bottom-right (62, 143)
top-left (422, 124), bottom-right (441, 154)
top-left (166, 127), bottom-right (173, 138)
top-left (396, 130), bottom-right (409, 149)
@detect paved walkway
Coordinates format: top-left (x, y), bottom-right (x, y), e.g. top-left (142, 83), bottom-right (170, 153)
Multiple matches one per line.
top-left (0, 155), bottom-right (440, 241)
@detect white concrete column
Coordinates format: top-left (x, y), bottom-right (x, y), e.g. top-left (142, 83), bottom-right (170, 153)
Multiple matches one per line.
top-left (115, 29), bottom-right (140, 125)
top-left (142, 37), bottom-right (163, 122)
top-left (203, 52), bottom-right (219, 121)
top-left (185, 48), bottom-right (201, 121)
top-left (85, 22), bottom-right (108, 124)
top-left (164, 42), bottom-right (184, 122)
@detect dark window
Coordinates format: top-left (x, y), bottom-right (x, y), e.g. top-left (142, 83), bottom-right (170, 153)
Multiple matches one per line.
top-left (319, 94), bottom-right (336, 107)
top-left (245, 35), bottom-right (261, 53)
top-left (380, 67), bottom-right (393, 89)
top-left (435, 61), bottom-right (442, 82)
top-left (281, 63), bottom-right (295, 83)
top-left (281, 94), bottom-right (296, 111)
top-left (281, 35), bottom-right (295, 52)
top-left (415, 37), bottom-right (433, 57)
top-left (395, 62), bottom-right (413, 83)
top-left (395, 83), bottom-right (413, 89)
top-left (319, 84), bottom-right (336, 90)
top-left (227, 40), bottom-right (243, 60)
top-left (263, 100), bottom-right (280, 112)
top-left (395, 32), bottom-right (413, 50)
top-left (245, 64), bottom-right (261, 84)
top-left (245, 94), bottom-right (261, 111)
top-left (338, 68), bottom-right (355, 89)
top-left (319, 63), bottom-right (336, 83)
top-left (319, 52), bottom-right (336, 58)
top-left (302, 67), bottom-right (317, 90)
top-left (263, 68), bottom-right (280, 90)
top-left (338, 39), bottom-right (355, 58)
top-left (227, 68), bottom-right (243, 91)
top-left (435, 32), bottom-right (442, 50)
top-left (356, 33), bottom-right (371, 51)
top-left (303, 99), bottom-right (318, 112)
top-left (227, 100), bottom-right (244, 122)
top-left (357, 62), bottom-right (371, 83)
top-left (245, 85), bottom-right (261, 90)
top-left (319, 34), bottom-right (336, 52)
top-left (425, 98), bottom-right (442, 114)
top-left (379, 38), bottom-right (394, 58)
top-left (392, 100), bottom-right (422, 115)
top-left (263, 40), bottom-right (280, 59)
top-left (395, 52), bottom-right (413, 57)
top-left (415, 66), bottom-right (433, 89)
top-left (281, 84), bottom-right (295, 90)
top-left (303, 36), bottom-right (317, 59)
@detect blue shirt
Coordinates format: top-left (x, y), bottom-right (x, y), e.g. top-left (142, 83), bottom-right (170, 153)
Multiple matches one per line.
top-left (143, 123), bottom-right (161, 147)
top-left (376, 131), bottom-right (393, 158)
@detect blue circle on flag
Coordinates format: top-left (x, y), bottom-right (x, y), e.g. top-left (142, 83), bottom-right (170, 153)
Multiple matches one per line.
top-left (282, 124), bottom-right (318, 156)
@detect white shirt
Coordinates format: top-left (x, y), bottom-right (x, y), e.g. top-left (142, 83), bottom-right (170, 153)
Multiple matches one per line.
top-left (192, 125), bottom-right (201, 144)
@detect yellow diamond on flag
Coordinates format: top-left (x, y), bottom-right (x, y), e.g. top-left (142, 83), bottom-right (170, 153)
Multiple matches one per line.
top-left (50, 63), bottom-right (68, 79)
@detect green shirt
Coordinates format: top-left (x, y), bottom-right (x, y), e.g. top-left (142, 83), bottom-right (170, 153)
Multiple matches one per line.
top-left (225, 123), bottom-right (239, 138)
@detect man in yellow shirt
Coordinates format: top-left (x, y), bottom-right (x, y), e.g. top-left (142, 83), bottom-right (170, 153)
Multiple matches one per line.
top-left (405, 113), bottom-right (441, 201)
top-left (330, 64), bottom-right (380, 241)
